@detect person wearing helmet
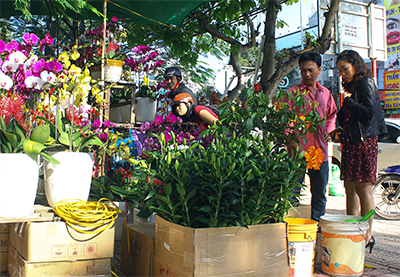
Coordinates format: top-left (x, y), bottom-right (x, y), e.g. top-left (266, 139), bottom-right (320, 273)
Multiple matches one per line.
top-left (172, 93), bottom-right (218, 130)
top-left (164, 67), bottom-right (198, 105)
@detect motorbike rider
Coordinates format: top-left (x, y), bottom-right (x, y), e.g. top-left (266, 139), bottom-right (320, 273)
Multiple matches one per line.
top-left (163, 67), bottom-right (197, 105)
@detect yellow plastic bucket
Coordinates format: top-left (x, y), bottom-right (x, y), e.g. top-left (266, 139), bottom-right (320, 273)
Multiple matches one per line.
top-left (284, 217), bottom-right (318, 277)
top-left (319, 215), bottom-right (369, 277)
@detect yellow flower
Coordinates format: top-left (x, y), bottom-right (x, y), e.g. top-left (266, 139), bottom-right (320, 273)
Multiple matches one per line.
top-left (143, 74), bottom-right (150, 86)
top-left (58, 51), bottom-right (69, 63)
top-left (71, 50), bottom-right (80, 61)
top-left (68, 64), bottom-right (82, 76)
top-left (305, 146), bottom-right (323, 170)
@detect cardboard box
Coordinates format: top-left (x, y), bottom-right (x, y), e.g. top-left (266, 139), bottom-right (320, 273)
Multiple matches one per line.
top-left (0, 223), bottom-right (9, 272)
top-left (9, 221), bottom-right (114, 262)
top-left (120, 223), bottom-right (155, 277)
top-left (8, 244), bottom-right (111, 277)
top-left (154, 215), bottom-right (289, 277)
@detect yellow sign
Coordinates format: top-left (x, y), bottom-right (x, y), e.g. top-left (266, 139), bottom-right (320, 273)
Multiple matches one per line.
top-left (384, 70), bottom-right (400, 109)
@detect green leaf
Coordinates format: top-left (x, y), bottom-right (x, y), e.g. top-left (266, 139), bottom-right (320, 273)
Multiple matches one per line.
top-left (176, 183), bottom-right (186, 198)
top-left (185, 189), bottom-right (196, 203)
top-left (164, 183), bottom-right (172, 196)
top-left (246, 118), bottom-right (253, 131)
top-left (31, 124), bottom-right (50, 144)
top-left (145, 190), bottom-right (157, 200)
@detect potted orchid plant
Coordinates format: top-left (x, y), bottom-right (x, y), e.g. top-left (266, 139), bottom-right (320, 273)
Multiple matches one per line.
top-left (0, 32), bottom-right (63, 217)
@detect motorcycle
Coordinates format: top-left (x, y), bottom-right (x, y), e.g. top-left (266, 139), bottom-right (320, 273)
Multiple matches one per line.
top-left (373, 165), bottom-right (400, 220)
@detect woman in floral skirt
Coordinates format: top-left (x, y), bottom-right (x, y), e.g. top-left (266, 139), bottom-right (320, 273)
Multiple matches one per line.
top-left (334, 50), bottom-right (387, 253)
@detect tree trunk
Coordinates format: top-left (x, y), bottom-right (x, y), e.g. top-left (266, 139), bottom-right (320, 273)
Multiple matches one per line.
top-left (259, 0), bottom-right (342, 100)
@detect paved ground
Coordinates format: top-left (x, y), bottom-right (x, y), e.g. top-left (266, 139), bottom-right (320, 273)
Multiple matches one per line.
top-left (298, 184), bottom-right (400, 277)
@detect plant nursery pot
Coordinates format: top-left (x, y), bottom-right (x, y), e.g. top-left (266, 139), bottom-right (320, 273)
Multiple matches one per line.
top-left (110, 102), bottom-right (132, 123)
top-left (105, 59), bottom-right (123, 83)
top-left (0, 153), bottom-right (39, 218)
top-left (134, 97), bottom-right (157, 123)
top-left (43, 152), bottom-right (93, 208)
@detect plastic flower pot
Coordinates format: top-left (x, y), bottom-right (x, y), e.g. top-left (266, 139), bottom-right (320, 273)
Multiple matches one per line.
top-left (0, 153), bottom-right (39, 217)
top-left (43, 152), bottom-right (93, 208)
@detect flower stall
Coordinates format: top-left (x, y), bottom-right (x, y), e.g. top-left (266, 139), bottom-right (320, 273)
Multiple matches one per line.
top-left (0, 3), bottom-right (329, 277)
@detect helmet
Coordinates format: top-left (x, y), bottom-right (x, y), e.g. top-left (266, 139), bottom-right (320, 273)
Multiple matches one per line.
top-left (164, 67), bottom-right (182, 79)
top-left (172, 93), bottom-right (194, 106)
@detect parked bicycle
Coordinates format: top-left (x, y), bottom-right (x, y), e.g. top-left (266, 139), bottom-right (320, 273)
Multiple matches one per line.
top-left (373, 165), bottom-right (400, 220)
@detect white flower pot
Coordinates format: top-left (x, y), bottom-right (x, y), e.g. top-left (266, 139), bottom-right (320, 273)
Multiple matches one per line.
top-left (44, 152), bottom-right (93, 208)
top-left (135, 97), bottom-right (157, 123)
top-left (0, 153), bottom-right (39, 217)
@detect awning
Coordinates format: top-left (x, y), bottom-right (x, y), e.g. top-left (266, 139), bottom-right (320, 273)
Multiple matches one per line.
top-left (0, 0), bottom-right (208, 26)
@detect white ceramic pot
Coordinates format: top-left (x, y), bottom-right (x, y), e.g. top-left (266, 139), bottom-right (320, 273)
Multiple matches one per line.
top-left (135, 97), bottom-right (157, 123)
top-left (44, 152), bottom-right (93, 208)
top-left (0, 153), bottom-right (39, 217)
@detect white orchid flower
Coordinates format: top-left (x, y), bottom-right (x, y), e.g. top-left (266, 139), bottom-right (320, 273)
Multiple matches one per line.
top-left (0, 71), bottom-right (13, 90)
top-left (1, 60), bottom-right (19, 73)
top-left (24, 55), bottom-right (38, 71)
top-left (9, 51), bottom-right (27, 65)
top-left (40, 71), bottom-right (56, 84)
top-left (25, 75), bottom-right (44, 90)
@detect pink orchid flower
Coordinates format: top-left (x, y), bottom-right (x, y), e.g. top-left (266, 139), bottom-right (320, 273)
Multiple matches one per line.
top-left (22, 33), bottom-right (39, 46)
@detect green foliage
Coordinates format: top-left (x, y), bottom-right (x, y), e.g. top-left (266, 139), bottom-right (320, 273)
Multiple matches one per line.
top-left (37, 110), bottom-right (105, 153)
top-left (136, 85), bottom-right (158, 101)
top-left (0, 117), bottom-right (59, 164)
top-left (116, 87), bottom-right (323, 228)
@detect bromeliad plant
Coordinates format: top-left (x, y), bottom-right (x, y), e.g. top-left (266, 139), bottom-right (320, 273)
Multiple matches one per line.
top-left (115, 88), bottom-right (324, 228)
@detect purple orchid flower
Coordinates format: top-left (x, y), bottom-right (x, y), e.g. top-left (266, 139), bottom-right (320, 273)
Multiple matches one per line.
top-left (0, 40), bottom-right (5, 53)
top-left (22, 33), bottom-right (39, 46)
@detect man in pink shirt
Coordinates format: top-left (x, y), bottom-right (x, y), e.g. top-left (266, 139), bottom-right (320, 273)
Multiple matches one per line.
top-left (286, 52), bottom-right (337, 221)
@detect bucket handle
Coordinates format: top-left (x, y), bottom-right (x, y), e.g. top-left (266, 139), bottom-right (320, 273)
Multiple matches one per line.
top-left (359, 227), bottom-right (367, 241)
top-left (307, 234), bottom-right (316, 246)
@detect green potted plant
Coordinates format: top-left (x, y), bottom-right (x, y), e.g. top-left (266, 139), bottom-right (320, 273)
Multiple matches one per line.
top-left (112, 88), bottom-right (323, 275)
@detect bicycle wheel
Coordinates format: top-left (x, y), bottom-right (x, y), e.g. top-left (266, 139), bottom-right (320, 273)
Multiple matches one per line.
top-left (373, 174), bottom-right (400, 220)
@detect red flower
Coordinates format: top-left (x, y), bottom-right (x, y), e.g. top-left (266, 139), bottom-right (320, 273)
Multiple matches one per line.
top-left (0, 94), bottom-right (26, 129)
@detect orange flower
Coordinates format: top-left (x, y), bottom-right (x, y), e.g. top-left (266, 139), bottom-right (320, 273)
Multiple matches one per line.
top-left (305, 146), bottom-right (323, 170)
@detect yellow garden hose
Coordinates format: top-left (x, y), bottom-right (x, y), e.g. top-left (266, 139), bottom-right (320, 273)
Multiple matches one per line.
top-left (53, 198), bottom-right (122, 236)
top-left (54, 198), bottom-right (131, 276)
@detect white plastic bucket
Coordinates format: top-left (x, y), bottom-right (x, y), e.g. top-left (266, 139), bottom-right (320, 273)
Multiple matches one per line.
top-left (134, 97), bottom-right (157, 123)
top-left (319, 215), bottom-right (369, 277)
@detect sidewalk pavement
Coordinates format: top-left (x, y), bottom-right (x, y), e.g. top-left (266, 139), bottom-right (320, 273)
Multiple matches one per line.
top-left (298, 185), bottom-right (400, 277)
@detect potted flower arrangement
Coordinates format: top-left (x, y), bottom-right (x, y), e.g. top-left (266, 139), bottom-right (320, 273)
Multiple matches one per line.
top-left (30, 47), bottom-right (109, 208)
top-left (76, 16), bottom-right (130, 83)
top-left (111, 88), bottom-right (324, 275)
top-left (0, 33), bottom-right (62, 217)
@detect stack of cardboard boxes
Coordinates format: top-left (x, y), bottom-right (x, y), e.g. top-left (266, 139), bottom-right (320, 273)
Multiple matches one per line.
top-left (7, 221), bottom-right (115, 276)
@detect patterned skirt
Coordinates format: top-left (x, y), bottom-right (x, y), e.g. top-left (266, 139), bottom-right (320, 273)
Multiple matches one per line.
top-left (341, 108), bottom-right (378, 184)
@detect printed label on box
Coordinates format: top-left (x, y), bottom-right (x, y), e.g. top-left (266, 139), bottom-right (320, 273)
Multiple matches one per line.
top-left (0, 239), bottom-right (8, 253)
top-left (51, 244), bottom-right (66, 258)
top-left (68, 244), bottom-right (82, 257)
top-left (84, 243), bottom-right (98, 256)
